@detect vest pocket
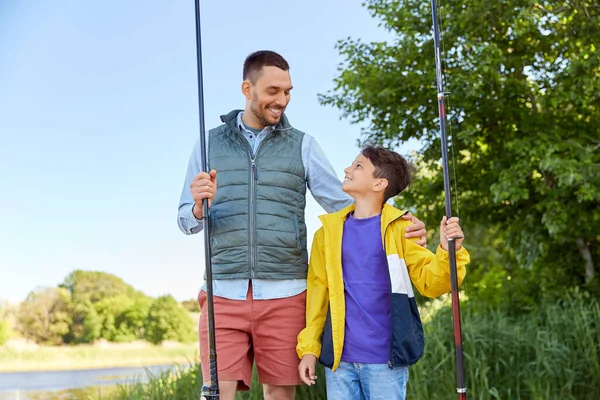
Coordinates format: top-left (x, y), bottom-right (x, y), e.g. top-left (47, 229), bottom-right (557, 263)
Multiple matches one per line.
top-left (293, 215), bottom-right (301, 250)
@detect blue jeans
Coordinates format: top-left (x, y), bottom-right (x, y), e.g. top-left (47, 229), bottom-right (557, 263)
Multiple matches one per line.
top-left (325, 362), bottom-right (409, 400)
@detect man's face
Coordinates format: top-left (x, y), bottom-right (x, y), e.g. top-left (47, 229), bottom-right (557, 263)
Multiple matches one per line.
top-left (245, 66), bottom-right (292, 128)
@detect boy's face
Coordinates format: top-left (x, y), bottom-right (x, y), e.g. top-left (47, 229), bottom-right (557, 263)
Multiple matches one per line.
top-left (342, 154), bottom-right (384, 196)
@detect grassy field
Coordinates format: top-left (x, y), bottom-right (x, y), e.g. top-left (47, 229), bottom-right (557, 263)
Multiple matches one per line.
top-left (107, 293), bottom-right (600, 400)
top-left (4, 294), bottom-right (599, 399)
top-left (0, 340), bottom-right (198, 372)
top-left (111, 364), bottom-right (327, 400)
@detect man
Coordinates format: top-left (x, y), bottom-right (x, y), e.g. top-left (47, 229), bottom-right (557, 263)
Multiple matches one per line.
top-left (177, 50), bottom-right (427, 400)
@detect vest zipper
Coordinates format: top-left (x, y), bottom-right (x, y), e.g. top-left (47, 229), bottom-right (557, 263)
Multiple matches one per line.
top-left (250, 159), bottom-right (256, 279)
top-left (249, 138), bottom-right (266, 280)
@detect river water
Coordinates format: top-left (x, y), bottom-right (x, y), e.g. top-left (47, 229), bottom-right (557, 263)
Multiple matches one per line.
top-left (0, 365), bottom-right (174, 400)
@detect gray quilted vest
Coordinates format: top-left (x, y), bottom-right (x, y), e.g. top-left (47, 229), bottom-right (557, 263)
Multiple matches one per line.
top-left (207, 110), bottom-right (308, 280)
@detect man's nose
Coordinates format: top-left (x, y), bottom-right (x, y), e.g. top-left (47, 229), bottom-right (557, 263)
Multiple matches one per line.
top-left (276, 92), bottom-right (288, 106)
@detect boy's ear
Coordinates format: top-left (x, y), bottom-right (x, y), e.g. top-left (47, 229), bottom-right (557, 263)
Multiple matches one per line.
top-left (373, 178), bottom-right (388, 193)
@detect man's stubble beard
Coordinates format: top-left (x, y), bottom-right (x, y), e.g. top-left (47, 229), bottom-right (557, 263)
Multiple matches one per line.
top-left (250, 98), bottom-right (282, 127)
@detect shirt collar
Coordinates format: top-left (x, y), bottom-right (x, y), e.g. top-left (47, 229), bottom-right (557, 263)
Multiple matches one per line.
top-left (236, 111), bottom-right (274, 134)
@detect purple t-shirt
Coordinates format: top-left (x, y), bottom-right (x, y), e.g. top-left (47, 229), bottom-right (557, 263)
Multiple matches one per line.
top-left (340, 213), bottom-right (392, 364)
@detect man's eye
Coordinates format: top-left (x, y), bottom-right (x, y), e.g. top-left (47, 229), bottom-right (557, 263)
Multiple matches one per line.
top-left (268, 91), bottom-right (277, 95)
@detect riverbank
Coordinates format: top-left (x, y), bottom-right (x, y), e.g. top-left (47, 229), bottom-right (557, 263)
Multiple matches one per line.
top-left (0, 339), bottom-right (198, 373)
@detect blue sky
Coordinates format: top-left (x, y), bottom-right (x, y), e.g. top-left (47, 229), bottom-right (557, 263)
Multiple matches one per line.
top-left (0, 0), bottom-right (417, 303)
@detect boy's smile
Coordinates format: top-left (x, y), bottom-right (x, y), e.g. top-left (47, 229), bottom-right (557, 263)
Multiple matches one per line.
top-left (342, 154), bottom-right (380, 195)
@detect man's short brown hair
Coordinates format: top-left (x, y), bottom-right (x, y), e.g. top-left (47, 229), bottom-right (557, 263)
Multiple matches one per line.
top-left (243, 50), bottom-right (290, 83)
top-left (361, 145), bottom-right (415, 202)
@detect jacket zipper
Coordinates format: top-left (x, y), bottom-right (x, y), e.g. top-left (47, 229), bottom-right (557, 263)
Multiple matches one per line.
top-left (383, 211), bottom-right (408, 368)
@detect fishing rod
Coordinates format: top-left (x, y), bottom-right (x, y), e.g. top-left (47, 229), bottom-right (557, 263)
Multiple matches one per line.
top-left (193, 0), bottom-right (219, 398)
top-left (429, 0), bottom-right (467, 398)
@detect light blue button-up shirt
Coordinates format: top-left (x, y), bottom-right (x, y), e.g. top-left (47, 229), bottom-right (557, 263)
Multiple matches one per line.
top-left (178, 111), bottom-right (352, 300)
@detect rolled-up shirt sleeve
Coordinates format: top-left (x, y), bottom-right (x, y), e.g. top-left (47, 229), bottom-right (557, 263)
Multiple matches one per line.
top-left (303, 135), bottom-right (353, 213)
top-left (177, 138), bottom-right (204, 235)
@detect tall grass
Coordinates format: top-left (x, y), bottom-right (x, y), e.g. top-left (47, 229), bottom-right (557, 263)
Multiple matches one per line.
top-left (110, 293), bottom-right (600, 399)
top-left (111, 364), bottom-right (202, 399)
top-left (409, 292), bottom-right (600, 399)
top-left (111, 363), bottom-right (327, 400)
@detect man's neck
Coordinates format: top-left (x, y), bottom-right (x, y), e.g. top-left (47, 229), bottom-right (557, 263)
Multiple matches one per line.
top-left (241, 110), bottom-right (265, 130)
top-left (352, 197), bottom-right (383, 219)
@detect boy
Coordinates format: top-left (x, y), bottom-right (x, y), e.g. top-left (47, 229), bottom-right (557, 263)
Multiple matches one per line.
top-left (296, 146), bottom-right (470, 400)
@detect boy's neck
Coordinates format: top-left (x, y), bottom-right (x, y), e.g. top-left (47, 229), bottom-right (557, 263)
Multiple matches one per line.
top-left (352, 197), bottom-right (383, 219)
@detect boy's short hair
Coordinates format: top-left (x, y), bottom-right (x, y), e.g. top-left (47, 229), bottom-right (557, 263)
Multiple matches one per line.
top-left (243, 50), bottom-right (290, 83)
top-left (361, 145), bottom-right (415, 202)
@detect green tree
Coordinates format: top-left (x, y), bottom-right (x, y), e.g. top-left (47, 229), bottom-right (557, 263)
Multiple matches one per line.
top-left (0, 302), bottom-right (13, 345)
top-left (65, 301), bottom-right (99, 344)
top-left (320, 0), bottom-right (600, 300)
top-left (82, 303), bottom-right (103, 342)
top-left (117, 295), bottom-right (153, 340)
top-left (60, 270), bottom-right (150, 343)
top-left (17, 287), bottom-right (71, 344)
top-left (66, 294), bottom-right (152, 344)
top-left (60, 270), bottom-right (138, 304)
top-left (181, 298), bottom-right (200, 313)
top-left (144, 295), bottom-right (196, 345)
top-left (0, 320), bottom-right (10, 346)
top-left (93, 295), bottom-right (134, 341)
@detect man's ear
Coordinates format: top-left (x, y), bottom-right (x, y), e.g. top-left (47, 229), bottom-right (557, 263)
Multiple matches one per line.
top-left (241, 80), bottom-right (252, 100)
top-left (373, 178), bottom-right (388, 193)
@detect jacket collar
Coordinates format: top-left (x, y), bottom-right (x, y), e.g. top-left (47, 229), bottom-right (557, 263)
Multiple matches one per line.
top-left (319, 203), bottom-right (406, 229)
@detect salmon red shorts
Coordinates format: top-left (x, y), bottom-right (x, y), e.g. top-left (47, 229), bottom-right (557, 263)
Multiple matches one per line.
top-left (198, 285), bottom-right (306, 391)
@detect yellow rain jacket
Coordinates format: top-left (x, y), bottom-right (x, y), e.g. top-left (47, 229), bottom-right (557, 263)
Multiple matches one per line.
top-left (296, 204), bottom-right (470, 371)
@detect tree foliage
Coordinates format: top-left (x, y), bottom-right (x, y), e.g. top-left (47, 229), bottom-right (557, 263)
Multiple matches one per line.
top-left (144, 295), bottom-right (196, 345)
top-left (321, 0), bottom-right (600, 302)
top-left (181, 298), bottom-right (201, 313)
top-left (15, 271), bottom-right (197, 345)
top-left (0, 320), bottom-right (10, 346)
top-left (61, 270), bottom-right (138, 304)
top-left (17, 287), bottom-right (71, 345)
